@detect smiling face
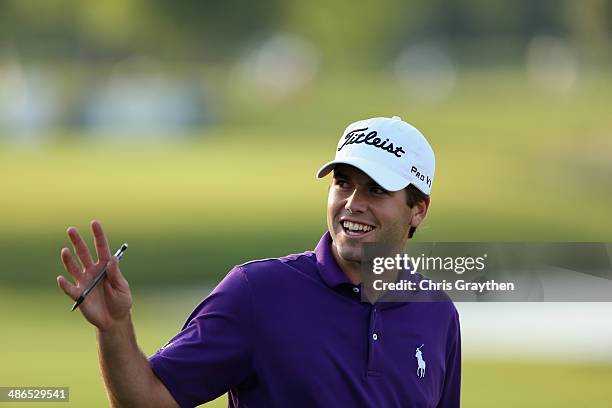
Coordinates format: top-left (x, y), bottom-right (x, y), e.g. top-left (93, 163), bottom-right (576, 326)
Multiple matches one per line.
top-left (327, 164), bottom-right (429, 273)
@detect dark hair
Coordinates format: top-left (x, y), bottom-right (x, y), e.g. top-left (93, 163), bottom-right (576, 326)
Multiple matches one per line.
top-left (405, 185), bottom-right (429, 239)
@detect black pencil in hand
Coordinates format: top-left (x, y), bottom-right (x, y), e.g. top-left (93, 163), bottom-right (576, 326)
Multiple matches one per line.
top-left (71, 243), bottom-right (128, 311)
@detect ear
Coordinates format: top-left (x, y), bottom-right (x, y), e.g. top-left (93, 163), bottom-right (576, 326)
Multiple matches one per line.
top-left (409, 196), bottom-right (430, 228)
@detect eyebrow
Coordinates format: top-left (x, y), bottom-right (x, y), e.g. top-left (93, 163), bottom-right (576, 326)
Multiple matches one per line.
top-left (332, 171), bottom-right (386, 190)
top-left (332, 171), bottom-right (349, 180)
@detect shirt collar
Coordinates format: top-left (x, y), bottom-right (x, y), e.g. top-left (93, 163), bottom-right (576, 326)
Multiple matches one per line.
top-left (314, 231), bottom-right (353, 289)
top-left (313, 232), bottom-right (424, 308)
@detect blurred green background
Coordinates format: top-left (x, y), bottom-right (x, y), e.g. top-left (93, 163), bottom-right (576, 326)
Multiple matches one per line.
top-left (1, 0), bottom-right (611, 406)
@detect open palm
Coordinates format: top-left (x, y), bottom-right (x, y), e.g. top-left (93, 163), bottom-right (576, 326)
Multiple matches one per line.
top-left (57, 220), bottom-right (132, 332)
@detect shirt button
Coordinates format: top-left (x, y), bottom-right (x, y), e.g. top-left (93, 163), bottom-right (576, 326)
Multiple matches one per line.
top-left (372, 333), bottom-right (378, 341)
top-left (352, 287), bottom-right (360, 293)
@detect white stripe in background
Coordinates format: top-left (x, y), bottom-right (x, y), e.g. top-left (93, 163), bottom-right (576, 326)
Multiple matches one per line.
top-left (456, 302), bottom-right (612, 363)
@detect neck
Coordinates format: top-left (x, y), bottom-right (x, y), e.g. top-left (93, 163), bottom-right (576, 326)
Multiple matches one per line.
top-left (331, 241), bottom-right (406, 302)
top-left (330, 242), bottom-right (362, 284)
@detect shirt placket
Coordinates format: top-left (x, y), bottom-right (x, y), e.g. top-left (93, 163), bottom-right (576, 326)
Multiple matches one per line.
top-left (366, 305), bottom-right (383, 376)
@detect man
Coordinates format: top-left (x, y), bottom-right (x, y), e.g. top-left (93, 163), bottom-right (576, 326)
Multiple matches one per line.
top-left (57, 116), bottom-right (461, 407)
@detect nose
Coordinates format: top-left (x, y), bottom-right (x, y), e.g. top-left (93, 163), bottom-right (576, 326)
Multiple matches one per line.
top-left (345, 187), bottom-right (368, 214)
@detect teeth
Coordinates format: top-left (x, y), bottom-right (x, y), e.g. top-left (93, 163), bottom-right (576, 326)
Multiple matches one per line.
top-left (342, 221), bottom-right (373, 232)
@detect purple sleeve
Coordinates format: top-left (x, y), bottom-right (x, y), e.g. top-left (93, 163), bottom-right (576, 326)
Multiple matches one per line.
top-left (437, 307), bottom-right (462, 408)
top-left (149, 266), bottom-right (253, 408)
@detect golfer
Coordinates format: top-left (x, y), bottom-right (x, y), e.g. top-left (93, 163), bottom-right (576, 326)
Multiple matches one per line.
top-left (57, 116), bottom-right (461, 407)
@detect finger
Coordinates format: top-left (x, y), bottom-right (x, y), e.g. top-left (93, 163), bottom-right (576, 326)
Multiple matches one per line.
top-left (106, 256), bottom-right (128, 290)
top-left (61, 247), bottom-right (83, 280)
top-left (56, 275), bottom-right (79, 301)
top-left (91, 220), bottom-right (111, 261)
top-left (67, 226), bottom-right (94, 269)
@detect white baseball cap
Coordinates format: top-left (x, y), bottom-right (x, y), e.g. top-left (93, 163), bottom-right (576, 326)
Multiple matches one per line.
top-left (316, 116), bottom-right (435, 194)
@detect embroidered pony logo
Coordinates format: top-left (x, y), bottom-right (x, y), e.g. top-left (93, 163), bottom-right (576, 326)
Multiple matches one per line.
top-left (415, 344), bottom-right (426, 378)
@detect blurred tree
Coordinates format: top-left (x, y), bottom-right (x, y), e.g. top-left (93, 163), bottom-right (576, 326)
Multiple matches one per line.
top-left (146, 0), bottom-right (282, 60)
top-left (393, 0), bottom-right (569, 41)
top-left (0, 0), bottom-right (82, 59)
top-left (280, 0), bottom-right (411, 70)
top-left (563, 0), bottom-right (611, 57)
top-left (0, 0), bottom-right (281, 61)
top-left (0, 0), bottom-right (609, 64)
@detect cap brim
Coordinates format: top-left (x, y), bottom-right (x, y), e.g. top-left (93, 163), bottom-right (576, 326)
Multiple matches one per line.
top-left (316, 158), bottom-right (409, 192)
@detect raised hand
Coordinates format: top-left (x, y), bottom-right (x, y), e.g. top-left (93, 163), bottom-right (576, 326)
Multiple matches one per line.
top-left (57, 220), bottom-right (132, 332)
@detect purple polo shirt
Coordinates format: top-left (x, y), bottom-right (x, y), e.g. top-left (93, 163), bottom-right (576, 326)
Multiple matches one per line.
top-left (149, 232), bottom-right (461, 407)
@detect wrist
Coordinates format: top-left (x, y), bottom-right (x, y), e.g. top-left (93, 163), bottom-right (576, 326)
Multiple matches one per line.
top-left (97, 314), bottom-right (132, 336)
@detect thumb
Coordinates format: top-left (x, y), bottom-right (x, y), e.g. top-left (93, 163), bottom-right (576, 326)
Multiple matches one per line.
top-left (106, 256), bottom-right (128, 289)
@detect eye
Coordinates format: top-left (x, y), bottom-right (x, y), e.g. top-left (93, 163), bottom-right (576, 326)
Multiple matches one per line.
top-left (335, 179), bottom-right (350, 188)
top-left (371, 186), bottom-right (387, 195)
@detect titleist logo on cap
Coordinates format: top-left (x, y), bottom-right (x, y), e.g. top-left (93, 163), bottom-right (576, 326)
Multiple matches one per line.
top-left (338, 127), bottom-right (406, 158)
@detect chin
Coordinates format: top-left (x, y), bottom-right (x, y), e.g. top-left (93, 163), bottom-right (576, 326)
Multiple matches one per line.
top-left (335, 242), bottom-right (364, 263)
